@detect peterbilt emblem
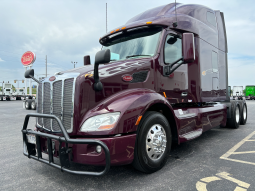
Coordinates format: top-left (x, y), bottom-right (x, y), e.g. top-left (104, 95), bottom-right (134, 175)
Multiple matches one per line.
top-left (49, 76), bottom-right (56, 81)
top-left (122, 75), bottom-right (133, 82)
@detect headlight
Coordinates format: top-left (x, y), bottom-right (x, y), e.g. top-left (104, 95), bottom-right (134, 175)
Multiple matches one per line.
top-left (80, 112), bottom-right (120, 132)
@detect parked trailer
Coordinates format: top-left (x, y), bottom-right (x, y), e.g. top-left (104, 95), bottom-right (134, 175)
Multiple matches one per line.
top-left (0, 84), bottom-right (35, 101)
top-left (0, 82), bottom-right (16, 101)
top-left (13, 88), bottom-right (26, 100)
top-left (233, 86), bottom-right (244, 100)
top-left (21, 3), bottom-right (248, 175)
top-left (245, 85), bottom-right (255, 100)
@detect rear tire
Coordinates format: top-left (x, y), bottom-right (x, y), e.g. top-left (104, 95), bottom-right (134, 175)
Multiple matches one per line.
top-left (227, 102), bottom-right (240, 129)
top-left (132, 111), bottom-right (172, 173)
top-left (31, 101), bottom-right (36, 110)
top-left (240, 103), bottom-right (247, 125)
top-left (25, 100), bottom-right (32, 110)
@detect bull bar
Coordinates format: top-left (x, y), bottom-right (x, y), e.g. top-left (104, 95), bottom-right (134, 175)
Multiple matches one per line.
top-left (21, 113), bottom-right (111, 176)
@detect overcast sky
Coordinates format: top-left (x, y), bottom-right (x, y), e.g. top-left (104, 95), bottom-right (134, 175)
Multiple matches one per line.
top-left (0, 0), bottom-right (254, 88)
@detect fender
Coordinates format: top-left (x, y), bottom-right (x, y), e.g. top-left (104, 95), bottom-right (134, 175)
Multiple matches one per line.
top-left (77, 88), bottom-right (179, 136)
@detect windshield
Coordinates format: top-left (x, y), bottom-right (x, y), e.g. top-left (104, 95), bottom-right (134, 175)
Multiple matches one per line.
top-left (102, 26), bottom-right (162, 61)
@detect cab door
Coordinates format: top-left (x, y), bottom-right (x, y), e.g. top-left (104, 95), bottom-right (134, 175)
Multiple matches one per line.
top-left (159, 32), bottom-right (188, 103)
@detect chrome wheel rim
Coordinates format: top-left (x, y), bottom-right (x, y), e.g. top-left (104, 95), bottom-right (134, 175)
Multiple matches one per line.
top-left (146, 124), bottom-right (167, 160)
top-left (236, 106), bottom-right (240, 123)
top-left (25, 102), bottom-right (28, 108)
top-left (243, 105), bottom-right (247, 120)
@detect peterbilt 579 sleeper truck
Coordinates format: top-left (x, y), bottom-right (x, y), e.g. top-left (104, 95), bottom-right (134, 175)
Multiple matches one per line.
top-left (22, 3), bottom-right (248, 175)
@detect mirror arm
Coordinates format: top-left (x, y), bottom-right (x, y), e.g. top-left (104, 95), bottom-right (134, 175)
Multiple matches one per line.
top-left (169, 61), bottom-right (185, 74)
top-left (163, 58), bottom-right (185, 76)
top-left (29, 75), bottom-right (40, 84)
top-left (169, 57), bottom-right (183, 68)
top-left (94, 63), bottom-right (100, 83)
top-left (93, 63), bottom-right (103, 91)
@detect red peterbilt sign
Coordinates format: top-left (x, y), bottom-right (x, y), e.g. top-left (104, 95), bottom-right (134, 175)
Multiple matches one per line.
top-left (122, 75), bottom-right (133, 82)
top-left (21, 51), bottom-right (36, 66)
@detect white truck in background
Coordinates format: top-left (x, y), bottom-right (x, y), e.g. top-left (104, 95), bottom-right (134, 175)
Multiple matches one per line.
top-left (233, 86), bottom-right (244, 100)
top-left (0, 82), bottom-right (16, 101)
top-left (13, 88), bottom-right (26, 100)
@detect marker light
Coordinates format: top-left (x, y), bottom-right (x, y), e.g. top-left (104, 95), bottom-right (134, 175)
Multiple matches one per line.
top-left (135, 116), bottom-right (142, 125)
top-left (146, 21), bottom-right (152, 24)
top-left (110, 30), bottom-right (114, 33)
top-left (121, 27), bottom-right (126, 30)
top-left (115, 29), bottom-right (120, 32)
top-left (80, 112), bottom-right (120, 132)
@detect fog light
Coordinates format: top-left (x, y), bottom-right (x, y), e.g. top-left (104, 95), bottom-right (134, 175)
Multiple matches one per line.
top-left (96, 145), bottom-right (102, 153)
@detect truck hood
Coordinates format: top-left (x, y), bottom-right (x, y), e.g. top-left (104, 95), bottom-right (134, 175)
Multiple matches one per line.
top-left (67, 58), bottom-right (153, 136)
top-left (61, 58), bottom-right (151, 79)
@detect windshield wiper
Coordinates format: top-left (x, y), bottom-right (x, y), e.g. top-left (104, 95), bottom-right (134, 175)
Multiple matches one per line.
top-left (126, 54), bottom-right (151, 59)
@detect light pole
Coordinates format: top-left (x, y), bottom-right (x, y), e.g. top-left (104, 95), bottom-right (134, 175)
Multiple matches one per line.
top-left (71, 61), bottom-right (78, 68)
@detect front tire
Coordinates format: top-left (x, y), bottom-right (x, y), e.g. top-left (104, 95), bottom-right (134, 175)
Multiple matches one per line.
top-left (132, 111), bottom-right (172, 173)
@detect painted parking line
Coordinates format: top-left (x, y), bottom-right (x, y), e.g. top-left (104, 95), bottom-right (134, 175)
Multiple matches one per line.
top-left (196, 172), bottom-right (250, 191)
top-left (220, 131), bottom-right (255, 166)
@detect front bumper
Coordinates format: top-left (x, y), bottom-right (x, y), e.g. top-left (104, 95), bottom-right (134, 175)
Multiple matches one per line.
top-left (22, 113), bottom-right (111, 176)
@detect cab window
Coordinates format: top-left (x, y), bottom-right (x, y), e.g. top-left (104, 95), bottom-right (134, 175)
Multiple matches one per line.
top-left (164, 34), bottom-right (182, 64)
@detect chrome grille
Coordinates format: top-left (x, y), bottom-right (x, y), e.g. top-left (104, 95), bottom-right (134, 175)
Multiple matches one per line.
top-left (37, 83), bottom-right (43, 126)
top-left (36, 77), bottom-right (75, 133)
top-left (52, 81), bottom-right (62, 131)
top-left (43, 82), bottom-right (51, 131)
top-left (63, 78), bottom-right (74, 131)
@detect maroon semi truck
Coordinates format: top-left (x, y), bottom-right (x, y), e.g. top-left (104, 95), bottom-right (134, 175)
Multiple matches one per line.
top-left (22, 3), bottom-right (248, 175)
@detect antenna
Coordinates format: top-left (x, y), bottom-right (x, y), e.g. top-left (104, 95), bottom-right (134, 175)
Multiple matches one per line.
top-left (106, 3), bottom-right (107, 33)
top-left (173, 0), bottom-right (178, 27)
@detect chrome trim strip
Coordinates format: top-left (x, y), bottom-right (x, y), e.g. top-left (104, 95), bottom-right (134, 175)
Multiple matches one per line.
top-left (61, 79), bottom-right (64, 124)
top-left (50, 82), bottom-right (53, 131)
top-left (177, 113), bottom-right (197, 119)
top-left (68, 77), bottom-right (77, 133)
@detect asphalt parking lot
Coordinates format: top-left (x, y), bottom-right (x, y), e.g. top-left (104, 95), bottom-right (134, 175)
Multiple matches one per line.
top-left (1, 100), bottom-right (255, 191)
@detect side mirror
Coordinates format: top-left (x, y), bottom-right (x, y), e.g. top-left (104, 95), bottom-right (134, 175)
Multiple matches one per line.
top-left (95, 49), bottom-right (110, 65)
top-left (24, 69), bottom-right (34, 78)
top-left (182, 33), bottom-right (195, 63)
top-left (24, 69), bottom-right (40, 83)
top-left (84, 55), bottom-right (91, 65)
top-left (93, 49), bottom-right (110, 91)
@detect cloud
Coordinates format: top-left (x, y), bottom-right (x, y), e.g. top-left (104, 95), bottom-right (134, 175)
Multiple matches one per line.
top-left (0, 0), bottom-right (254, 87)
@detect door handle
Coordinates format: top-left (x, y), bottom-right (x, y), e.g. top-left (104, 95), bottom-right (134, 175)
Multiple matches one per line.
top-left (181, 92), bottom-right (188, 97)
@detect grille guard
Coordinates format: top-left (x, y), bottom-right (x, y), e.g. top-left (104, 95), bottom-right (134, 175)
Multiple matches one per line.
top-left (22, 113), bottom-right (111, 176)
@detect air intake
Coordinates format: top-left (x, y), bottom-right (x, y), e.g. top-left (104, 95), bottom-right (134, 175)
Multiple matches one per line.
top-left (131, 71), bottom-right (149, 83)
